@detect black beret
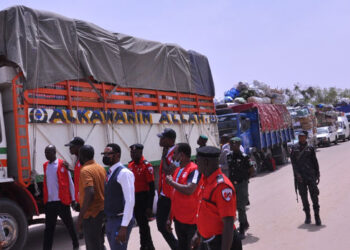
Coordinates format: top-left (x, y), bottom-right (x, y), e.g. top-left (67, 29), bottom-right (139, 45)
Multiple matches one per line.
top-left (157, 128), bottom-right (176, 139)
top-left (129, 143), bottom-right (144, 150)
top-left (196, 146), bottom-right (221, 158)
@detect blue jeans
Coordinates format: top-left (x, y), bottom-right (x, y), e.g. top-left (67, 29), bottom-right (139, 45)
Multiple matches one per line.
top-left (106, 216), bottom-right (134, 250)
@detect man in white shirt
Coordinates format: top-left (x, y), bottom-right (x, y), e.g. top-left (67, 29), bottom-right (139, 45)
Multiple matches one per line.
top-left (42, 145), bottom-right (79, 250)
top-left (219, 134), bottom-right (231, 177)
top-left (102, 143), bottom-right (135, 250)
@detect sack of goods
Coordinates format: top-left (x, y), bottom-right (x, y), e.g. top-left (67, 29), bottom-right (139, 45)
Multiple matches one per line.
top-left (247, 96), bottom-right (271, 104)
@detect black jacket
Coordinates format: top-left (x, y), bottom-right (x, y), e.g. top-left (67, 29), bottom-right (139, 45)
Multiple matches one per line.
top-left (227, 151), bottom-right (252, 183)
top-left (290, 143), bottom-right (320, 181)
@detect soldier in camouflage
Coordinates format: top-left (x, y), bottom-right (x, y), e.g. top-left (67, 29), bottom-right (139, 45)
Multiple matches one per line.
top-left (290, 130), bottom-right (321, 226)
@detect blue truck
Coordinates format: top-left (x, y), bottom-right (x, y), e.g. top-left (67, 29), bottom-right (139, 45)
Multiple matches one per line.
top-left (216, 103), bottom-right (294, 173)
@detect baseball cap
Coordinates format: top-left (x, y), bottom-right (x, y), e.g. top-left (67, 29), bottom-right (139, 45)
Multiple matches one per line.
top-left (129, 143), bottom-right (144, 150)
top-left (157, 128), bottom-right (176, 139)
top-left (65, 137), bottom-right (85, 147)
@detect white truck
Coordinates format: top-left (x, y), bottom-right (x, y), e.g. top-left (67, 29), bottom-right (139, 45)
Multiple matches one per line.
top-left (0, 6), bottom-right (218, 249)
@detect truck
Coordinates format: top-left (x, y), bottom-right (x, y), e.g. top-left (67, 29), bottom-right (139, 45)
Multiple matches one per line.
top-left (216, 103), bottom-right (294, 173)
top-left (287, 106), bottom-right (318, 147)
top-left (315, 104), bottom-right (339, 143)
top-left (0, 6), bottom-right (218, 249)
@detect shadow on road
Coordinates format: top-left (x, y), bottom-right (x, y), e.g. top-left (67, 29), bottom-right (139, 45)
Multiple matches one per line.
top-left (242, 233), bottom-right (260, 245)
top-left (297, 223), bottom-right (326, 232)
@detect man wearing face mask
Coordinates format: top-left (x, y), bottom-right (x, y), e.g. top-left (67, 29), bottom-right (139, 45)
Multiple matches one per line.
top-left (103, 143), bottom-right (135, 250)
top-left (77, 145), bottom-right (106, 250)
top-left (156, 128), bottom-right (178, 250)
top-left (165, 143), bottom-right (202, 250)
top-left (128, 143), bottom-right (155, 250)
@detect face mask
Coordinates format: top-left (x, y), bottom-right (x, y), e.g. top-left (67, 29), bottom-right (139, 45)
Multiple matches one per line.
top-left (172, 160), bottom-right (181, 168)
top-left (102, 156), bottom-right (112, 166)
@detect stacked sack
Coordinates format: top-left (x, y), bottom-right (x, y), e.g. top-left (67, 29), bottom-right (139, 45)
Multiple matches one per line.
top-left (223, 81), bottom-right (286, 105)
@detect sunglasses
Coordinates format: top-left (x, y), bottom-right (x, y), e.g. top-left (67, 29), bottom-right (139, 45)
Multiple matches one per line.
top-left (101, 152), bottom-right (115, 156)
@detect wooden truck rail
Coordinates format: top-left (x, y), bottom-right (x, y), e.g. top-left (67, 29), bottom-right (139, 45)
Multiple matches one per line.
top-left (12, 73), bottom-right (215, 187)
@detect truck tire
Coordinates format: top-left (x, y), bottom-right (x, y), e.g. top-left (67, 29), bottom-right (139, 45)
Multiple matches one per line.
top-left (0, 199), bottom-right (28, 250)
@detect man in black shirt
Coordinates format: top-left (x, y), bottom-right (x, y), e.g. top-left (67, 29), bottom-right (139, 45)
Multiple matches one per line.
top-left (227, 137), bottom-right (253, 239)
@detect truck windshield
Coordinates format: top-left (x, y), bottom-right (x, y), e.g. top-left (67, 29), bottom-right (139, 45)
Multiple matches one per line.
top-left (218, 115), bottom-right (238, 137)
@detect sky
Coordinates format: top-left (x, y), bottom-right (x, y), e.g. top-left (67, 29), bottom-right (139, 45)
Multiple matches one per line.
top-left (1, 0), bottom-right (349, 98)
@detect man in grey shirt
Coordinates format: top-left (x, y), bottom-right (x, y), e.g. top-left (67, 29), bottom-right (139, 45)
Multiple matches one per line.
top-left (219, 134), bottom-right (231, 176)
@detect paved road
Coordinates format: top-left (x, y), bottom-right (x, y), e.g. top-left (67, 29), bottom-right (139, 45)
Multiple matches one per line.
top-left (24, 140), bottom-right (350, 250)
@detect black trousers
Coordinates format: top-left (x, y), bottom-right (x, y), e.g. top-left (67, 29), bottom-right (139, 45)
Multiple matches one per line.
top-left (135, 191), bottom-right (155, 249)
top-left (43, 201), bottom-right (79, 250)
top-left (298, 180), bottom-right (320, 212)
top-left (83, 211), bottom-right (105, 250)
top-left (156, 195), bottom-right (178, 250)
top-left (200, 231), bottom-right (242, 250)
top-left (174, 219), bottom-right (197, 250)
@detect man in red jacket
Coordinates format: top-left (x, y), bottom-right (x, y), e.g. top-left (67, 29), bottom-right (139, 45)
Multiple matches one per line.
top-left (192, 146), bottom-right (242, 250)
top-left (128, 143), bottom-right (155, 250)
top-left (166, 143), bottom-right (201, 250)
top-left (43, 145), bottom-right (79, 250)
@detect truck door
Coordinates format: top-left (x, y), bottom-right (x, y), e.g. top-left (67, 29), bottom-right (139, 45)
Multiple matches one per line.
top-left (239, 116), bottom-right (251, 153)
top-left (0, 93), bottom-right (8, 180)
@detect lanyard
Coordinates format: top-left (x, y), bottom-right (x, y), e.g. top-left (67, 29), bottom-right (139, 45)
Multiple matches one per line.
top-left (175, 168), bottom-right (184, 182)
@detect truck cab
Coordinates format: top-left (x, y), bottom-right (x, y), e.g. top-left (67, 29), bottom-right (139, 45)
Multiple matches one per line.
top-left (217, 112), bottom-right (255, 154)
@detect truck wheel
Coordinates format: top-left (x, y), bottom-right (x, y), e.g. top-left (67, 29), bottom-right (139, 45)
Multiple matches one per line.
top-left (0, 199), bottom-right (28, 250)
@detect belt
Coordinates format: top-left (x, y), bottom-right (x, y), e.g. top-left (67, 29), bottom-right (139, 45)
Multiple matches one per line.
top-left (106, 213), bottom-right (123, 219)
top-left (202, 235), bottom-right (216, 243)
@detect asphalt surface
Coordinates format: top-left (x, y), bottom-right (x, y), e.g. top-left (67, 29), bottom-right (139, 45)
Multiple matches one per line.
top-left (24, 140), bottom-right (350, 250)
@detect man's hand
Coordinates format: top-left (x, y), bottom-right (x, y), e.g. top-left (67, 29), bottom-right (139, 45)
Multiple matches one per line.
top-left (166, 219), bottom-right (173, 233)
top-left (116, 226), bottom-right (127, 244)
top-left (191, 232), bottom-right (200, 249)
top-left (165, 175), bottom-right (173, 185)
top-left (71, 201), bottom-right (80, 212)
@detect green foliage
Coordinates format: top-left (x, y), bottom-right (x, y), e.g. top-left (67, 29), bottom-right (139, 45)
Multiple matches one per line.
top-left (283, 84), bottom-right (350, 105)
